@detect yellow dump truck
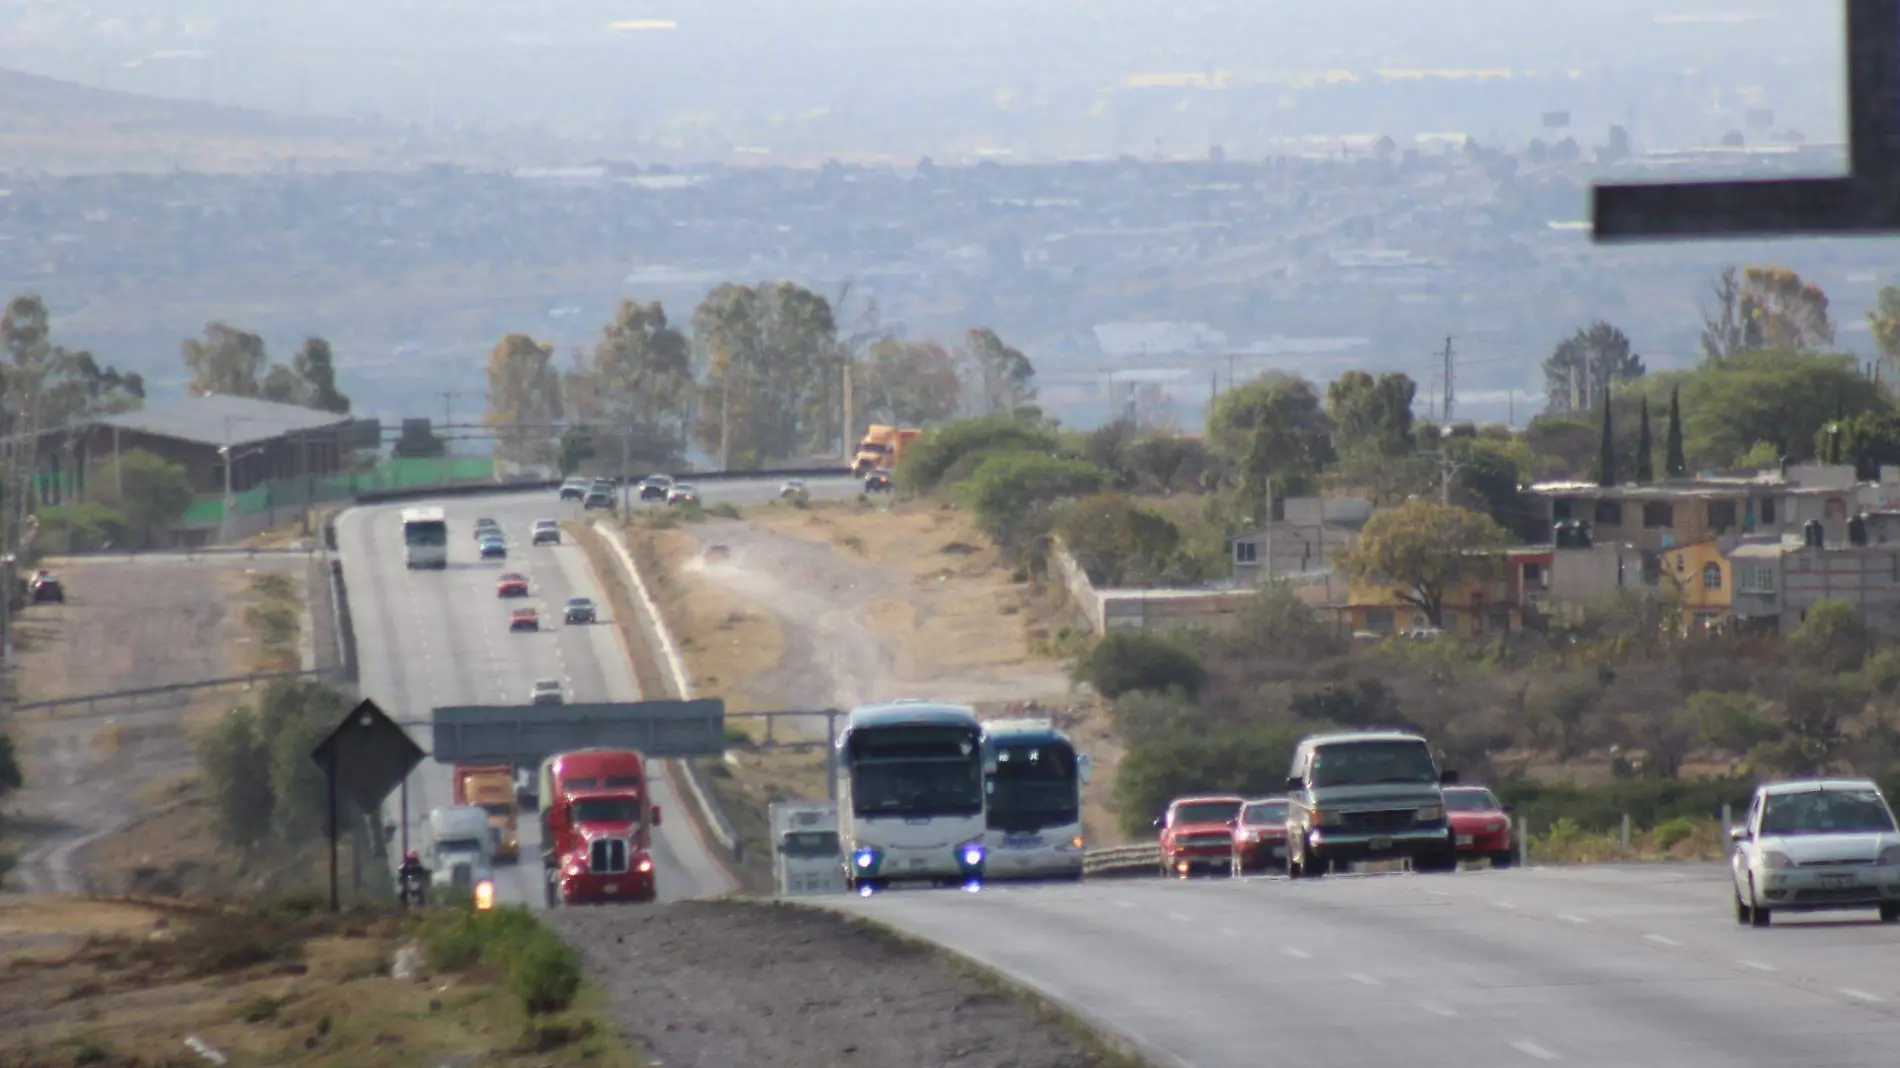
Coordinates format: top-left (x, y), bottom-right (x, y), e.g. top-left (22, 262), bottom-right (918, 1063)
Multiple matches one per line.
top-left (851, 425), bottom-right (923, 476)
top-left (453, 763), bottom-right (521, 864)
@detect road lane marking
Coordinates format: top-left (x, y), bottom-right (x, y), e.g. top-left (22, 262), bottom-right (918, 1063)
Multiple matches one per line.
top-left (1347, 973), bottom-right (1379, 986)
top-left (1419, 1000), bottom-right (1458, 1017)
top-left (1739, 959), bottom-right (1777, 972)
top-left (1220, 928), bottom-right (1239, 937)
top-left (1642, 933), bottom-right (1681, 947)
top-left (1493, 900), bottom-right (1520, 910)
top-left (1281, 947), bottom-right (1311, 959)
top-left (1510, 1039), bottom-right (1561, 1061)
top-left (1840, 987), bottom-right (1884, 1003)
top-left (1557, 913), bottom-right (1587, 924)
top-left (1168, 912), bottom-right (1191, 923)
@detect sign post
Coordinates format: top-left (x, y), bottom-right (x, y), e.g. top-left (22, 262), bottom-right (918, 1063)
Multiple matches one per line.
top-left (310, 698), bottom-right (427, 910)
top-left (1593, 1), bottom-right (1900, 240)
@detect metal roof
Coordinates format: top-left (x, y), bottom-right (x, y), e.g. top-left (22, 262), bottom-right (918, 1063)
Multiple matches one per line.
top-left (96, 394), bottom-right (353, 448)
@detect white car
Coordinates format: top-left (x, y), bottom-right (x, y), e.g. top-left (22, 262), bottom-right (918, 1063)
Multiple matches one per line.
top-left (1730, 777), bottom-right (1900, 927)
top-left (780, 478), bottom-right (808, 499)
top-left (530, 679), bottom-right (565, 705)
top-left (531, 519), bottom-right (561, 546)
top-left (667, 484), bottom-right (700, 506)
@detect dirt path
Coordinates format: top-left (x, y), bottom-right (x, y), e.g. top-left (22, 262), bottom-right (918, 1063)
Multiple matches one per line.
top-left (550, 900), bottom-right (1127, 1068)
top-left (2, 557), bottom-right (311, 894)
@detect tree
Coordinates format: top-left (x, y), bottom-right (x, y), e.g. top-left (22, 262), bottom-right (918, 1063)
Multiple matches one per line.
top-left (107, 449), bottom-right (193, 548)
top-left (1207, 374), bottom-right (1334, 518)
top-left (1342, 499), bottom-right (1509, 628)
top-left (569, 300), bottom-right (693, 469)
top-left (1739, 265), bottom-right (1834, 351)
top-left (197, 707), bottom-right (273, 859)
top-left (1645, 350), bottom-right (1884, 469)
top-left (2, 295), bottom-right (143, 433)
top-left (1825, 410), bottom-right (1900, 480)
top-left (1635, 396), bottom-right (1654, 484)
top-left (1595, 398), bottom-right (1616, 487)
top-left (859, 339), bottom-right (964, 426)
top-left (1053, 493), bottom-right (1183, 586)
top-left (894, 413), bottom-right (1061, 495)
top-left (1871, 286), bottom-right (1900, 386)
top-left (182, 322), bottom-right (267, 397)
top-left (1665, 384), bottom-right (1687, 477)
top-left (1326, 371), bottom-right (1417, 456)
top-left (1700, 266), bottom-right (1747, 363)
top-left (692, 282), bottom-right (841, 465)
top-left (1073, 630), bottom-right (1207, 700)
top-left (963, 453), bottom-right (1110, 556)
top-left (1542, 321), bottom-right (1644, 415)
top-left (259, 337), bottom-right (351, 414)
top-left (962, 327), bottom-right (1036, 415)
top-left (484, 333), bottom-right (564, 467)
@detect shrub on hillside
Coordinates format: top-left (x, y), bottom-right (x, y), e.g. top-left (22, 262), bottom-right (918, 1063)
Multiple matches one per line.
top-left (418, 905), bottom-right (581, 1018)
top-left (1112, 722), bottom-right (1306, 834)
top-left (1052, 493), bottom-right (1182, 586)
top-left (962, 452), bottom-right (1110, 556)
top-left (1073, 630), bottom-right (1207, 701)
top-left (896, 414), bottom-right (1061, 495)
top-left (198, 679), bottom-right (357, 858)
top-left (1108, 690), bottom-right (1211, 747)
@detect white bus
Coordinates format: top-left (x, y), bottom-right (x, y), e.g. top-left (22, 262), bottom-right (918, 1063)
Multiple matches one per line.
top-left (400, 506), bottom-right (449, 569)
top-left (835, 700), bottom-right (989, 891)
top-left (980, 719), bottom-right (1091, 882)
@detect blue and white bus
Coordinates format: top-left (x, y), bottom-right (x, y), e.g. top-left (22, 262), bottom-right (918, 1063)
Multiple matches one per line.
top-left (835, 700), bottom-right (989, 891)
top-left (400, 506), bottom-right (449, 569)
top-left (981, 719), bottom-right (1091, 882)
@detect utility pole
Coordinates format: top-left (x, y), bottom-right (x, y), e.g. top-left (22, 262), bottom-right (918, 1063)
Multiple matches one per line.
top-left (1440, 335), bottom-right (1456, 423)
top-left (841, 361), bottom-right (855, 460)
top-left (438, 391), bottom-right (458, 457)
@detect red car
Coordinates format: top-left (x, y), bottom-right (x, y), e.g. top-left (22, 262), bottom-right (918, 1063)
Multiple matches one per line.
top-left (1444, 785), bottom-right (1514, 867)
top-left (496, 572), bottom-right (529, 597)
top-left (1156, 794), bottom-right (1243, 878)
top-left (1230, 797), bottom-right (1290, 875)
top-left (509, 607), bottom-right (540, 632)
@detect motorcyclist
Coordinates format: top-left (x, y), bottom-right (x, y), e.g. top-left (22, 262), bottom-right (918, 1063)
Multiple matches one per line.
top-left (398, 850), bottom-right (430, 904)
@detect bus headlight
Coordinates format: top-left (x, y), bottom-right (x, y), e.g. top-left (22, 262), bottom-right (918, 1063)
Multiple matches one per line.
top-left (852, 848), bottom-right (881, 872)
top-left (958, 842), bottom-right (987, 870)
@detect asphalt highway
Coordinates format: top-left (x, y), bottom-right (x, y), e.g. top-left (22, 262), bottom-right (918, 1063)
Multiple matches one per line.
top-left (335, 475), bottom-right (859, 906)
top-left (829, 862), bottom-right (1900, 1068)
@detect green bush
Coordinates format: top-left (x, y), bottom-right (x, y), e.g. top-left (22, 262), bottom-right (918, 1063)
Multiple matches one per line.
top-left (896, 414), bottom-right (1061, 493)
top-left (1073, 630), bottom-right (1207, 700)
top-left (1052, 493), bottom-right (1182, 587)
top-left (416, 906), bottom-right (579, 1017)
top-left (1112, 722), bottom-right (1306, 835)
top-left (1651, 816), bottom-right (1697, 852)
top-left (961, 452), bottom-right (1110, 557)
top-left (509, 934), bottom-right (583, 1017)
top-left (1493, 776), bottom-right (1753, 836)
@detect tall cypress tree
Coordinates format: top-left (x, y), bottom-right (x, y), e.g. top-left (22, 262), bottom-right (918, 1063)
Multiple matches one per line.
top-left (1596, 396), bottom-right (1617, 487)
top-left (1665, 384), bottom-right (1687, 477)
top-left (1636, 395), bottom-right (1654, 484)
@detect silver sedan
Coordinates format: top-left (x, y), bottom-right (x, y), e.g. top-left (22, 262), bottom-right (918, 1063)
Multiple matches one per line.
top-left (1730, 777), bottom-right (1900, 927)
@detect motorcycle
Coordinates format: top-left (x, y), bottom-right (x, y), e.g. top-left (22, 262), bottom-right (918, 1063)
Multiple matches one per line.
top-left (399, 870), bottom-right (429, 909)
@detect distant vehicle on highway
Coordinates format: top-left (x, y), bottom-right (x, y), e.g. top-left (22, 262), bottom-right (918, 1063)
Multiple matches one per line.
top-left (638, 475), bottom-right (674, 501)
top-left (771, 800), bottom-right (845, 895)
top-left (981, 719), bottom-right (1090, 882)
top-left (426, 805), bottom-right (496, 896)
top-left (472, 517), bottom-right (500, 540)
top-left (530, 678), bottom-right (564, 704)
top-left (836, 700), bottom-right (989, 892)
top-left (1443, 785), bottom-right (1515, 868)
top-left (564, 596), bottom-right (597, 624)
top-left (864, 470), bottom-right (893, 493)
top-left (559, 477), bottom-right (589, 501)
top-left (780, 478), bottom-right (808, 500)
top-left (514, 765), bottom-right (539, 811)
top-left (478, 535), bottom-right (508, 560)
top-left (582, 488), bottom-right (614, 510)
top-left (1284, 730), bottom-right (1459, 878)
top-left (495, 572), bottom-right (529, 597)
top-left (1231, 797), bottom-right (1290, 875)
top-left (452, 763), bottom-right (520, 864)
top-left (1157, 794), bottom-right (1243, 878)
top-left (539, 748), bottom-right (662, 905)
top-left (400, 506), bottom-right (449, 570)
top-left (1731, 777), bottom-right (1900, 927)
top-left (27, 570), bottom-right (64, 604)
top-left (508, 607), bottom-right (539, 631)
top-left (531, 519), bottom-right (561, 546)
top-left (666, 483), bottom-right (700, 506)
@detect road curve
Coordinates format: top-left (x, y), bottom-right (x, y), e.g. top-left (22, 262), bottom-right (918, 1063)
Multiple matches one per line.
top-left (336, 476), bottom-right (852, 906)
top-left (825, 862), bottom-right (1900, 1067)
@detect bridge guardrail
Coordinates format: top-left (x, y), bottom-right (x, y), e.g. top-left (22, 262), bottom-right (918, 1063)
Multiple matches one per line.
top-left (1083, 843), bottom-right (1161, 877)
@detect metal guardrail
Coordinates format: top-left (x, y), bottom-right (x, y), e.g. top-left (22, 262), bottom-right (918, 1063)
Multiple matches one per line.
top-left (14, 667), bottom-right (337, 715)
top-left (44, 546), bottom-right (321, 562)
top-left (1083, 843), bottom-right (1161, 877)
top-left (350, 466), bottom-right (856, 507)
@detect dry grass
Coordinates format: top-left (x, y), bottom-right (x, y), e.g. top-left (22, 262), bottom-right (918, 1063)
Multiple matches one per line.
top-left (1530, 816), bottom-right (1730, 865)
top-left (0, 896), bottom-right (643, 1068)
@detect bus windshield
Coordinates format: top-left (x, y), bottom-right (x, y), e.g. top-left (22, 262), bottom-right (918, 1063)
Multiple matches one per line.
top-left (782, 831), bottom-right (840, 857)
top-left (847, 724), bottom-right (984, 818)
top-left (986, 742), bottom-right (1079, 829)
top-left (403, 520), bottom-right (448, 547)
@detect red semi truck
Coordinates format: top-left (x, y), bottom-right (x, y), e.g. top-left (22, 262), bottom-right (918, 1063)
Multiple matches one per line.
top-left (538, 748), bottom-right (663, 906)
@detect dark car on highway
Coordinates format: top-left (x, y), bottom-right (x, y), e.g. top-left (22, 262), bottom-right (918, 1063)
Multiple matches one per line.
top-left (564, 597), bottom-right (597, 624)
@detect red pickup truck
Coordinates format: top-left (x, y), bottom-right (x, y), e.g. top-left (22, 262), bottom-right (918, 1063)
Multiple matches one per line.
top-left (539, 748), bottom-right (663, 906)
top-left (1156, 794), bottom-right (1244, 878)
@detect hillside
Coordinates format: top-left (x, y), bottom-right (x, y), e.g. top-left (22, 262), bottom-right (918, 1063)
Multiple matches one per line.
top-left (0, 67), bottom-right (542, 174)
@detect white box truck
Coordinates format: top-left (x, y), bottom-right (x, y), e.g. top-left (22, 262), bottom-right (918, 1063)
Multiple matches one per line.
top-left (770, 800), bottom-right (845, 896)
top-left (427, 805), bottom-right (497, 894)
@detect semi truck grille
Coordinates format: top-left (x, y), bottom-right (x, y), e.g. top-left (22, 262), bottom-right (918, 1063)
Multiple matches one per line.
top-left (589, 838), bottom-right (629, 874)
top-left (1342, 810), bottom-right (1417, 832)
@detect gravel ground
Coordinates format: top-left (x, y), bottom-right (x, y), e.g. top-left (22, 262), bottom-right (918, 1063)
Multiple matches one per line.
top-left (548, 900), bottom-right (1130, 1068)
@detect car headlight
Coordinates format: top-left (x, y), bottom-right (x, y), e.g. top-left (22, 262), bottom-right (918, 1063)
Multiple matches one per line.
top-left (1879, 846), bottom-right (1900, 867)
top-left (1417, 804), bottom-right (1444, 822)
top-left (1760, 850), bottom-right (1794, 869)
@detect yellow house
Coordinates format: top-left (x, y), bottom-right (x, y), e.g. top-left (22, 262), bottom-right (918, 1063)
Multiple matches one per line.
top-left (1346, 549), bottom-right (1534, 637)
top-left (1660, 538), bottom-right (1731, 631)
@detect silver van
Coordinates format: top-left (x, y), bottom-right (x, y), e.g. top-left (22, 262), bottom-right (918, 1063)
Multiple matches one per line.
top-left (1284, 730), bottom-right (1459, 877)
